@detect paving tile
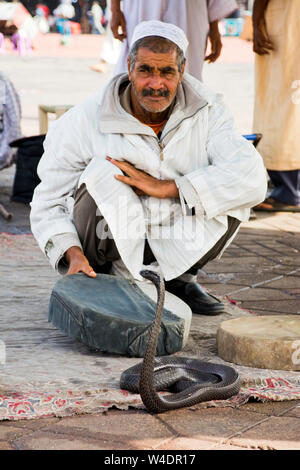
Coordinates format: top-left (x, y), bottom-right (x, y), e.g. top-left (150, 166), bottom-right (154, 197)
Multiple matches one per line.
top-left (242, 309), bottom-right (286, 316)
top-left (272, 266), bottom-right (300, 275)
top-left (220, 251), bottom-right (243, 258)
top-left (204, 272), bottom-right (285, 289)
top-left (230, 287), bottom-right (294, 302)
top-left (198, 283), bottom-right (250, 296)
top-left (0, 424), bottom-right (33, 441)
top-left (224, 249), bottom-right (252, 257)
top-left (0, 441), bottom-right (15, 450)
top-left (283, 405), bottom-right (300, 418)
top-left (275, 240), bottom-right (300, 252)
top-left (228, 243), bottom-right (259, 250)
top-left (263, 246), bottom-right (299, 256)
top-left (42, 409), bottom-right (173, 449)
top-left (274, 256), bottom-right (300, 267)
top-left (0, 417), bottom-right (61, 431)
top-left (197, 274), bottom-right (222, 285)
top-left (286, 289), bottom-right (300, 297)
top-left (203, 263), bottom-right (270, 274)
top-left (0, 417), bottom-right (62, 447)
top-left (238, 300), bottom-right (300, 315)
top-left (228, 416), bottom-right (300, 450)
top-left (155, 437), bottom-right (222, 450)
top-left (256, 219), bottom-right (300, 235)
top-left (262, 276), bottom-right (300, 289)
top-left (201, 272), bottom-right (249, 284)
top-left (235, 251), bottom-right (280, 259)
top-left (235, 232), bottom-right (275, 241)
top-left (213, 443), bottom-right (255, 450)
top-left (156, 407), bottom-right (267, 442)
top-left (14, 430), bottom-right (132, 450)
top-left (240, 400), bottom-right (300, 417)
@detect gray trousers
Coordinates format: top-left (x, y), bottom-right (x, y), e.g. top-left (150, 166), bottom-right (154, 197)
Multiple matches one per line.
top-left (73, 184), bottom-right (240, 275)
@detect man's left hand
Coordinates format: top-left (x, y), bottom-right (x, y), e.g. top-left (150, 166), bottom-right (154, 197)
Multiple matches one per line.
top-left (106, 156), bottom-right (179, 199)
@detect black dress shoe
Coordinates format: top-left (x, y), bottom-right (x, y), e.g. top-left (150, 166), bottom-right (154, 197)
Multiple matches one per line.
top-left (164, 279), bottom-right (225, 316)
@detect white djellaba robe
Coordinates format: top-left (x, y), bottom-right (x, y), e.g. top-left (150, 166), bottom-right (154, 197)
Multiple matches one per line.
top-left (113, 0), bottom-right (238, 80)
top-left (30, 73), bottom-right (267, 282)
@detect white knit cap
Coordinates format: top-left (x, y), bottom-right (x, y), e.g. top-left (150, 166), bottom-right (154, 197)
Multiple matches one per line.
top-left (130, 20), bottom-right (189, 55)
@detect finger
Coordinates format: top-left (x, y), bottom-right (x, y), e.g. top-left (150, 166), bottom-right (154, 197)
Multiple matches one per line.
top-left (257, 38), bottom-right (274, 50)
top-left (114, 174), bottom-right (137, 187)
top-left (106, 156), bottom-right (129, 167)
top-left (111, 29), bottom-right (124, 41)
top-left (205, 53), bottom-right (216, 63)
top-left (116, 33), bottom-right (126, 41)
top-left (253, 45), bottom-right (272, 55)
top-left (255, 34), bottom-right (274, 53)
top-left (106, 156), bottom-right (124, 167)
top-left (209, 52), bottom-right (220, 62)
top-left (212, 45), bottom-right (222, 62)
top-left (112, 23), bottom-right (126, 41)
top-left (120, 21), bottom-right (127, 38)
top-left (205, 53), bottom-right (215, 63)
top-left (82, 265), bottom-right (97, 278)
top-left (67, 263), bottom-right (96, 277)
top-left (110, 25), bottom-right (118, 38)
top-left (206, 42), bottom-right (222, 62)
top-left (107, 157), bottom-right (138, 176)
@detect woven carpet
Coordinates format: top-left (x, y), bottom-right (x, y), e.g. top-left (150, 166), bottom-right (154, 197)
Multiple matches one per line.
top-left (1, 233), bottom-right (300, 421)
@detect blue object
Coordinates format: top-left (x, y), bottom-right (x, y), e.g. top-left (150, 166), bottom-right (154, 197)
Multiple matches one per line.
top-left (243, 134), bottom-right (258, 141)
top-left (221, 18), bottom-right (244, 36)
top-left (243, 133), bottom-right (262, 147)
top-left (56, 18), bottom-right (71, 35)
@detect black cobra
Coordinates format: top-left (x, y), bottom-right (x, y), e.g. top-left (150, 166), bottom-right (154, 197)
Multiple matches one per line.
top-left (120, 270), bottom-right (241, 413)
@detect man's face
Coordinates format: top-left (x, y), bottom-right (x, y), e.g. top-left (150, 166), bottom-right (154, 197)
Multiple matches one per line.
top-left (128, 47), bottom-right (185, 115)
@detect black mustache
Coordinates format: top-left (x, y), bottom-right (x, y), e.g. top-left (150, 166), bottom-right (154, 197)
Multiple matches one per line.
top-left (142, 88), bottom-right (170, 98)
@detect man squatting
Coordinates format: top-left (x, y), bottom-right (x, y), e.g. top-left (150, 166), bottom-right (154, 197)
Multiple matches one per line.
top-left (30, 21), bottom-right (267, 316)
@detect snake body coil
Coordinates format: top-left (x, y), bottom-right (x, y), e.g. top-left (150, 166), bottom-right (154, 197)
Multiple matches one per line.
top-left (120, 270), bottom-right (241, 413)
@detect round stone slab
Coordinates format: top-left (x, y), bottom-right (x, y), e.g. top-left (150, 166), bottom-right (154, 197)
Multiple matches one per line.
top-left (217, 315), bottom-right (300, 371)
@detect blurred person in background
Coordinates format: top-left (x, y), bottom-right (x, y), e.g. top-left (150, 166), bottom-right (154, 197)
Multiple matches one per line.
top-left (109, 0), bottom-right (238, 80)
top-left (53, 0), bottom-right (75, 40)
top-left (0, 73), bottom-right (22, 170)
top-left (34, 3), bottom-right (50, 34)
top-left (53, 0), bottom-right (75, 20)
top-left (90, 0), bottom-right (122, 73)
top-left (252, 0), bottom-right (300, 212)
top-left (89, 1), bottom-right (106, 34)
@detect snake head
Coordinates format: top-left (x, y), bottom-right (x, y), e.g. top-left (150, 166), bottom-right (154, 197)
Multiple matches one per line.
top-left (139, 269), bottom-right (163, 285)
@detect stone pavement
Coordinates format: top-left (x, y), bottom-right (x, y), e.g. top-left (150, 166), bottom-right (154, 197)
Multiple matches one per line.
top-left (0, 34), bottom-right (299, 452)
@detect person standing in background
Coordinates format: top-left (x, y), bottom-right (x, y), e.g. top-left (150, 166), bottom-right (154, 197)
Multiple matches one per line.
top-left (0, 73), bottom-right (22, 170)
top-left (90, 1), bottom-right (106, 34)
top-left (90, 0), bottom-right (122, 73)
top-left (253, 0), bottom-right (300, 212)
top-left (110, 0), bottom-right (238, 80)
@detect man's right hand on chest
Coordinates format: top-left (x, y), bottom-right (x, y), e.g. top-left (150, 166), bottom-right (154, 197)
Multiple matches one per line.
top-left (64, 246), bottom-right (97, 278)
